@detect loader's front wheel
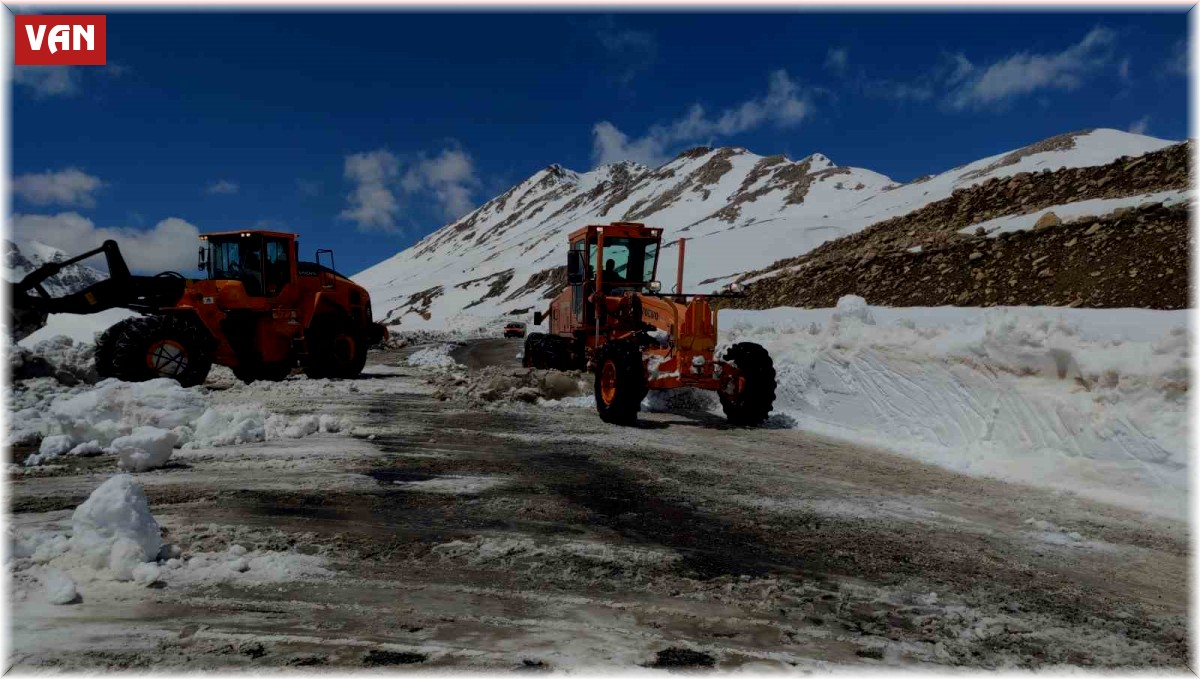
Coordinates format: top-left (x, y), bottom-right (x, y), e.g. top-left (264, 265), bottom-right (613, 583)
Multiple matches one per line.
top-left (305, 318), bottom-right (367, 379)
top-left (594, 341), bottom-right (647, 426)
top-left (95, 315), bottom-right (214, 388)
top-left (718, 342), bottom-right (776, 426)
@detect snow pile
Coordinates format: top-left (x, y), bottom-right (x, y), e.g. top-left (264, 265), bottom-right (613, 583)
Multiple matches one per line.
top-left (16, 377), bottom-right (350, 468)
top-left (721, 298), bottom-right (1189, 519)
top-left (406, 344), bottom-right (459, 369)
top-left (186, 404), bottom-right (346, 448)
top-left (69, 475), bottom-right (163, 578)
top-left (20, 378), bottom-right (207, 466)
top-left (9, 475), bottom-right (163, 592)
top-left (8, 476), bottom-right (334, 605)
top-left (162, 544), bottom-right (332, 587)
top-left (9, 338), bottom-right (98, 386)
top-left (426, 366), bottom-right (589, 406)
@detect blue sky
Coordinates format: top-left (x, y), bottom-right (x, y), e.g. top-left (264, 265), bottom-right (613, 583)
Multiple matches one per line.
top-left (10, 11), bottom-right (1189, 275)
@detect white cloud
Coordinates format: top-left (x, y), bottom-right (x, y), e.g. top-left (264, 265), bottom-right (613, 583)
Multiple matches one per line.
top-left (13, 168), bottom-right (102, 207)
top-left (591, 70), bottom-right (811, 167)
top-left (946, 27), bottom-right (1115, 110)
top-left (204, 179), bottom-right (238, 195)
top-left (340, 146), bottom-right (481, 230)
top-left (339, 149), bottom-right (401, 232)
top-left (1117, 57), bottom-right (1132, 83)
top-left (205, 180), bottom-right (239, 195)
top-left (10, 212), bottom-right (201, 274)
top-left (1166, 40), bottom-right (1187, 76)
top-left (400, 148), bottom-right (480, 221)
top-left (1128, 115), bottom-right (1151, 135)
top-left (825, 47), bottom-right (849, 75)
top-left (594, 17), bottom-right (656, 86)
top-left (13, 66), bottom-right (79, 98)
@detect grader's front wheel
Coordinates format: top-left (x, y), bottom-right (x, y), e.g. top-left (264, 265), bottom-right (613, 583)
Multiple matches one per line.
top-left (718, 342), bottom-right (776, 426)
top-left (593, 341), bottom-right (647, 426)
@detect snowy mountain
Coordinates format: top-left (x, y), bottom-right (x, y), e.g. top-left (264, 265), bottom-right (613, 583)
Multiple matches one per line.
top-left (357, 129), bottom-right (1177, 331)
top-left (5, 239), bottom-right (107, 298)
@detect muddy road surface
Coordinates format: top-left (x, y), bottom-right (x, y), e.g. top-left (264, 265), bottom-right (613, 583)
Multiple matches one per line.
top-left (7, 341), bottom-right (1188, 671)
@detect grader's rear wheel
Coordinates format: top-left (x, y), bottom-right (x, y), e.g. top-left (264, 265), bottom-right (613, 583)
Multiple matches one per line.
top-left (718, 342), bottom-right (776, 426)
top-left (95, 315), bottom-right (214, 387)
top-left (522, 332), bottom-right (546, 368)
top-left (593, 341), bottom-right (647, 426)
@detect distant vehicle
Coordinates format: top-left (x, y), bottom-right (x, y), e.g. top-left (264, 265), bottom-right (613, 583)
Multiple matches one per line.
top-left (503, 321), bottom-right (527, 338)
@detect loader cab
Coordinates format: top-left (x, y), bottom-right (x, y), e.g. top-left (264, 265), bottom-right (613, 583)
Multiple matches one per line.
top-left (199, 230), bottom-right (297, 297)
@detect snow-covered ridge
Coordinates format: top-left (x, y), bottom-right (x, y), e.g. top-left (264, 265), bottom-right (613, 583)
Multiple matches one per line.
top-left (5, 239), bottom-right (106, 298)
top-left (357, 128), bottom-right (1177, 332)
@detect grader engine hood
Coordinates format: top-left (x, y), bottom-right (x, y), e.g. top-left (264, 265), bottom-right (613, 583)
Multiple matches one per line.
top-left (631, 293), bottom-right (717, 353)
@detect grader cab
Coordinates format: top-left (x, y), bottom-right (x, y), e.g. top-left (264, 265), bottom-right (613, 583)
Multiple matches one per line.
top-left (524, 222), bottom-right (776, 426)
top-left (10, 230), bottom-right (387, 386)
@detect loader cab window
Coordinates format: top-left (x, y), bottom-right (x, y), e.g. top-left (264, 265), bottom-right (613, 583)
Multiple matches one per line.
top-left (207, 234), bottom-right (266, 296)
top-left (264, 238), bottom-right (291, 296)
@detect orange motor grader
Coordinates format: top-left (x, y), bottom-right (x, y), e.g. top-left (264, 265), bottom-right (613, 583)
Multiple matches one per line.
top-left (525, 221), bottom-right (776, 426)
top-left (11, 230), bottom-right (387, 386)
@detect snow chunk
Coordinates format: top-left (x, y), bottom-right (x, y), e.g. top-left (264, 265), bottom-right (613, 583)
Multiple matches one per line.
top-left (70, 475), bottom-right (162, 575)
top-left (113, 426), bottom-right (178, 472)
top-left (42, 569), bottom-right (78, 605)
top-left (832, 294), bottom-right (875, 325)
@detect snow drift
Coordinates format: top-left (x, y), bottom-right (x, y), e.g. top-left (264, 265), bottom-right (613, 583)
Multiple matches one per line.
top-left (720, 298), bottom-right (1188, 520)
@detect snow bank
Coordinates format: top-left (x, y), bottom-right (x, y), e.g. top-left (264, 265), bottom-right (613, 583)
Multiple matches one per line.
top-left (720, 298), bottom-right (1189, 519)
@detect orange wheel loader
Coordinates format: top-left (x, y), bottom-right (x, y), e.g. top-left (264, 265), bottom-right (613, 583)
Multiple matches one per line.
top-left (10, 230), bottom-right (388, 386)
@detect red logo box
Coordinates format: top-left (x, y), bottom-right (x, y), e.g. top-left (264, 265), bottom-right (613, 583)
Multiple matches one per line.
top-left (15, 15), bottom-right (106, 66)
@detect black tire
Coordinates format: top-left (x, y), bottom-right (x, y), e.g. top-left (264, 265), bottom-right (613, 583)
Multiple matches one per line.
top-left (523, 333), bottom-right (546, 368)
top-left (305, 317), bottom-right (367, 379)
top-left (94, 315), bottom-right (214, 388)
top-left (719, 342), bottom-right (776, 426)
top-left (593, 341), bottom-right (647, 426)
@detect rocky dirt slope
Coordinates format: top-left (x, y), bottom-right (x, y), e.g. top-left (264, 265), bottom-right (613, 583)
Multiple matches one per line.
top-left (727, 142), bottom-right (1191, 310)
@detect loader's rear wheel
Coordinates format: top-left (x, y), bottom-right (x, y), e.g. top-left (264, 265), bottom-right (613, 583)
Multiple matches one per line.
top-left (594, 341), bottom-right (647, 426)
top-left (719, 342), bottom-right (776, 426)
top-left (95, 315), bottom-right (213, 388)
top-left (305, 318), bottom-right (367, 379)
